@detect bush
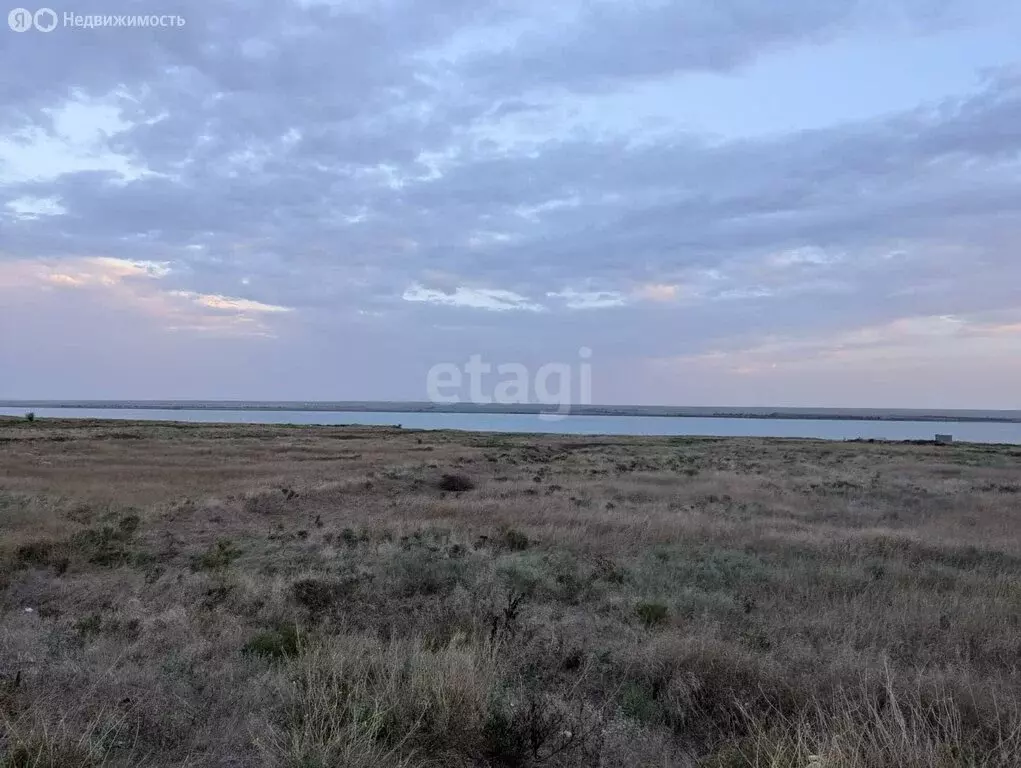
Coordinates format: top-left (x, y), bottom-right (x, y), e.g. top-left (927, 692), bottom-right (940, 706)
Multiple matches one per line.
top-left (482, 688), bottom-right (604, 765)
top-left (619, 681), bottom-right (662, 724)
top-left (501, 527), bottom-right (530, 552)
top-left (291, 578), bottom-right (350, 618)
top-left (635, 601), bottom-right (669, 628)
top-left (75, 614), bottom-right (103, 643)
top-left (16, 540), bottom-right (57, 567)
top-left (438, 473), bottom-right (475, 492)
top-left (262, 636), bottom-right (499, 766)
top-left (117, 513), bottom-right (140, 537)
top-left (24, 412), bottom-right (35, 422)
top-left (191, 539), bottom-right (242, 572)
top-left (73, 519), bottom-right (142, 568)
top-left (243, 622), bottom-right (301, 660)
top-left (389, 549), bottom-right (470, 597)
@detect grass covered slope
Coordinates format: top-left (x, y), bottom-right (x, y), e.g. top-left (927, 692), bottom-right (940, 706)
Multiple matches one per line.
top-left (1, 419), bottom-right (1020, 766)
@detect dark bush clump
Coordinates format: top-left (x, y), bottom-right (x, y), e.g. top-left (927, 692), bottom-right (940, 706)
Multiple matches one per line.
top-left (16, 540), bottom-right (55, 566)
top-left (501, 527), bottom-right (530, 552)
top-left (635, 600), bottom-right (669, 628)
top-left (191, 539), bottom-right (242, 572)
top-left (291, 578), bottom-right (346, 617)
top-left (438, 473), bottom-right (475, 492)
top-left (242, 622), bottom-right (301, 660)
top-left (63, 512), bottom-right (145, 569)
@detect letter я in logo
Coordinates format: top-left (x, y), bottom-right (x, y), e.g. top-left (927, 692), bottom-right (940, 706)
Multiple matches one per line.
top-left (8, 8), bottom-right (33, 31)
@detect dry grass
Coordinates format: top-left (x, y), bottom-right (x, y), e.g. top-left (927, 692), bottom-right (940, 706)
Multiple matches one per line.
top-left (1, 417), bottom-right (1020, 766)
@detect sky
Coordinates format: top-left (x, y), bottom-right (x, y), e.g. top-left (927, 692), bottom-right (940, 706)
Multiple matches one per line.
top-left (1, 0), bottom-right (1020, 408)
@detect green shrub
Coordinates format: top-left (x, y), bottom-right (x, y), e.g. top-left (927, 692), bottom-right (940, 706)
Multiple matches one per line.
top-left (15, 539), bottom-right (70, 575)
top-left (594, 557), bottom-right (628, 585)
top-left (501, 527), bottom-right (530, 552)
top-left (497, 560), bottom-right (543, 599)
top-left (390, 549), bottom-right (469, 597)
top-left (291, 578), bottom-right (349, 617)
top-left (16, 541), bottom-right (56, 567)
top-left (191, 539), bottom-right (242, 572)
top-left (69, 513), bottom-right (144, 568)
top-left (339, 527), bottom-right (370, 546)
top-left (74, 528), bottom-right (131, 567)
top-left (116, 514), bottom-right (140, 537)
top-left (482, 688), bottom-right (602, 765)
top-left (482, 697), bottom-right (529, 765)
top-left (75, 614), bottom-right (103, 643)
top-left (242, 622), bottom-right (301, 660)
top-left (635, 600), bottom-right (669, 628)
top-left (619, 681), bottom-right (661, 724)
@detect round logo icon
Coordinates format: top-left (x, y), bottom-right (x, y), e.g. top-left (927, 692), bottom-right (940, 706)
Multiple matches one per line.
top-left (8, 7), bottom-right (33, 31)
top-left (34, 7), bottom-right (57, 31)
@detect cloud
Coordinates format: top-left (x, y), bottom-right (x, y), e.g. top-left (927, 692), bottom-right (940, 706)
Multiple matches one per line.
top-left (1, 0), bottom-right (1020, 403)
top-left (460, 0), bottom-right (991, 93)
top-left (6, 195), bottom-right (67, 219)
top-left (634, 283), bottom-right (681, 303)
top-left (402, 284), bottom-right (544, 312)
top-left (669, 312), bottom-right (1021, 374)
top-left (636, 309), bottom-right (1021, 409)
top-left (0, 256), bottom-right (292, 338)
top-left (169, 291), bottom-right (293, 314)
top-left (766, 247), bottom-right (839, 268)
top-left (547, 288), bottom-right (626, 310)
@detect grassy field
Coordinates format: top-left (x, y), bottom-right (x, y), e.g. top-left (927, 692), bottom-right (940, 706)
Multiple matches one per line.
top-left (1, 418), bottom-right (1020, 767)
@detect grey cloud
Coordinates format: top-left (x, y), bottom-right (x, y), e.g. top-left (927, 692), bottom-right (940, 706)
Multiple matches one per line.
top-left (2, 0), bottom-right (1021, 402)
top-left (459, 0), bottom-right (998, 94)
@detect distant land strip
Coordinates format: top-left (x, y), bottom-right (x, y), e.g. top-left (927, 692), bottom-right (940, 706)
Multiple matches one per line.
top-left (2, 401), bottom-right (1020, 423)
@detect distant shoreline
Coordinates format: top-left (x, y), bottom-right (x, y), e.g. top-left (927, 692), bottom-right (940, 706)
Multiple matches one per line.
top-left (2, 401), bottom-right (1020, 424)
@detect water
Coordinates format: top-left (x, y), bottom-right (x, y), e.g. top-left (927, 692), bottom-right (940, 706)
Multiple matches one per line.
top-left (3, 407), bottom-right (1021, 443)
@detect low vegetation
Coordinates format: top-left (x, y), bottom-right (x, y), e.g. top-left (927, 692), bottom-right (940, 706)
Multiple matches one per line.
top-left (1, 418), bottom-right (1020, 766)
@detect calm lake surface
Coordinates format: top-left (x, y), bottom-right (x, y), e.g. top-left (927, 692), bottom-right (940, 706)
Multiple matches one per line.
top-left (3, 408), bottom-right (1021, 444)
